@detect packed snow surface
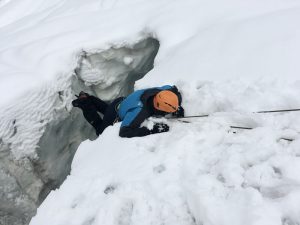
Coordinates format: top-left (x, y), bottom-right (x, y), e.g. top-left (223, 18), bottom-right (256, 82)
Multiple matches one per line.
top-left (1, 0), bottom-right (300, 224)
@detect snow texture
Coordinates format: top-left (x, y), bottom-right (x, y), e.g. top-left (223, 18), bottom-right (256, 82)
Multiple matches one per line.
top-left (0, 0), bottom-right (300, 224)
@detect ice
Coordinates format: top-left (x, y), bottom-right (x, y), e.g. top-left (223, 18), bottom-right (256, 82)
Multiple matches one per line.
top-left (0, 38), bottom-right (159, 224)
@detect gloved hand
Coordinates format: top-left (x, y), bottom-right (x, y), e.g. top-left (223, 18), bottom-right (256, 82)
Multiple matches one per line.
top-left (173, 106), bottom-right (185, 118)
top-left (150, 123), bottom-right (170, 134)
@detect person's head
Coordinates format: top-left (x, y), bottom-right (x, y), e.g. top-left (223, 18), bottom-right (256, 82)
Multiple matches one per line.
top-left (153, 90), bottom-right (179, 113)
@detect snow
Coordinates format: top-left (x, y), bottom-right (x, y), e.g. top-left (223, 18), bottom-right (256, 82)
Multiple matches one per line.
top-left (30, 81), bottom-right (300, 225)
top-left (1, 0), bottom-right (300, 107)
top-left (0, 0), bottom-right (300, 224)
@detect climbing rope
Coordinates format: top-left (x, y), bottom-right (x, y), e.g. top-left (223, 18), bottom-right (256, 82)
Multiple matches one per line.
top-left (172, 108), bottom-right (300, 120)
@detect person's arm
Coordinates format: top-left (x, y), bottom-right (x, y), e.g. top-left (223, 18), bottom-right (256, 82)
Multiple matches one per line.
top-left (119, 108), bottom-right (151, 138)
top-left (119, 126), bottom-right (151, 138)
top-left (119, 108), bottom-right (169, 138)
top-left (172, 106), bottom-right (185, 118)
top-left (120, 123), bottom-right (169, 138)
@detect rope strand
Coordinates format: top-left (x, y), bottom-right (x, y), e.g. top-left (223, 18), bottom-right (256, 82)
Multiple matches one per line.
top-left (173, 108), bottom-right (300, 119)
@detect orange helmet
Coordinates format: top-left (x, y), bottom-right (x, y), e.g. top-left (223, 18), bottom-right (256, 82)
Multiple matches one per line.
top-left (153, 90), bottom-right (179, 113)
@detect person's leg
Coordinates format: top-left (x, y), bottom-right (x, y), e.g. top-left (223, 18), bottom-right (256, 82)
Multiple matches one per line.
top-left (89, 96), bottom-right (109, 114)
top-left (73, 93), bottom-right (111, 136)
top-left (97, 97), bottom-right (124, 135)
top-left (81, 107), bottom-right (103, 136)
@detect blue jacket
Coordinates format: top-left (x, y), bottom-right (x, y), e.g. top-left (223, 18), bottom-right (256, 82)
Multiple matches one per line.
top-left (118, 85), bottom-right (182, 137)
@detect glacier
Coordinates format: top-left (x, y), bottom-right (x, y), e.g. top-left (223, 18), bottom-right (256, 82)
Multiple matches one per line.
top-left (0, 0), bottom-right (300, 224)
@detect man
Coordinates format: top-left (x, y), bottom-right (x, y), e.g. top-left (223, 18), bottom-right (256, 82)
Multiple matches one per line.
top-left (72, 85), bottom-right (184, 138)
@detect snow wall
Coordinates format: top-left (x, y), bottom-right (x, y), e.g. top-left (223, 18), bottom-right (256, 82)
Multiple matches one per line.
top-left (0, 37), bottom-right (159, 225)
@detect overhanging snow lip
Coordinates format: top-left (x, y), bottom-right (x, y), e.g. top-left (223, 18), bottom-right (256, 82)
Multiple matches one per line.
top-left (0, 36), bottom-right (160, 225)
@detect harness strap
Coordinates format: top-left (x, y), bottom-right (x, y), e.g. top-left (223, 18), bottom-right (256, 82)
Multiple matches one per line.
top-left (113, 97), bottom-right (125, 124)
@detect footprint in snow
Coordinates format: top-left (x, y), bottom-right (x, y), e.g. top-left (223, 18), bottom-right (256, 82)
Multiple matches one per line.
top-left (282, 217), bottom-right (299, 225)
top-left (117, 201), bottom-right (134, 225)
top-left (82, 217), bottom-right (96, 225)
top-left (104, 184), bottom-right (117, 194)
top-left (153, 164), bottom-right (166, 174)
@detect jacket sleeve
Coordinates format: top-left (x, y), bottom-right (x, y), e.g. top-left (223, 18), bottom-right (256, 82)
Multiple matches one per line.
top-left (119, 126), bottom-right (151, 138)
top-left (119, 107), bottom-right (152, 138)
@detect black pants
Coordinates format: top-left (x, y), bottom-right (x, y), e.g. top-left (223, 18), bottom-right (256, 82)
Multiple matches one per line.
top-left (82, 97), bottom-right (124, 136)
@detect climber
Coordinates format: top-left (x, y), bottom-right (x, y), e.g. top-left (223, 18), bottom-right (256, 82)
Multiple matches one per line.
top-left (72, 85), bottom-right (184, 138)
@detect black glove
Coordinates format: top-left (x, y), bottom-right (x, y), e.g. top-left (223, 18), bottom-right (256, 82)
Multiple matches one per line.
top-left (150, 123), bottom-right (170, 134)
top-left (173, 106), bottom-right (185, 118)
